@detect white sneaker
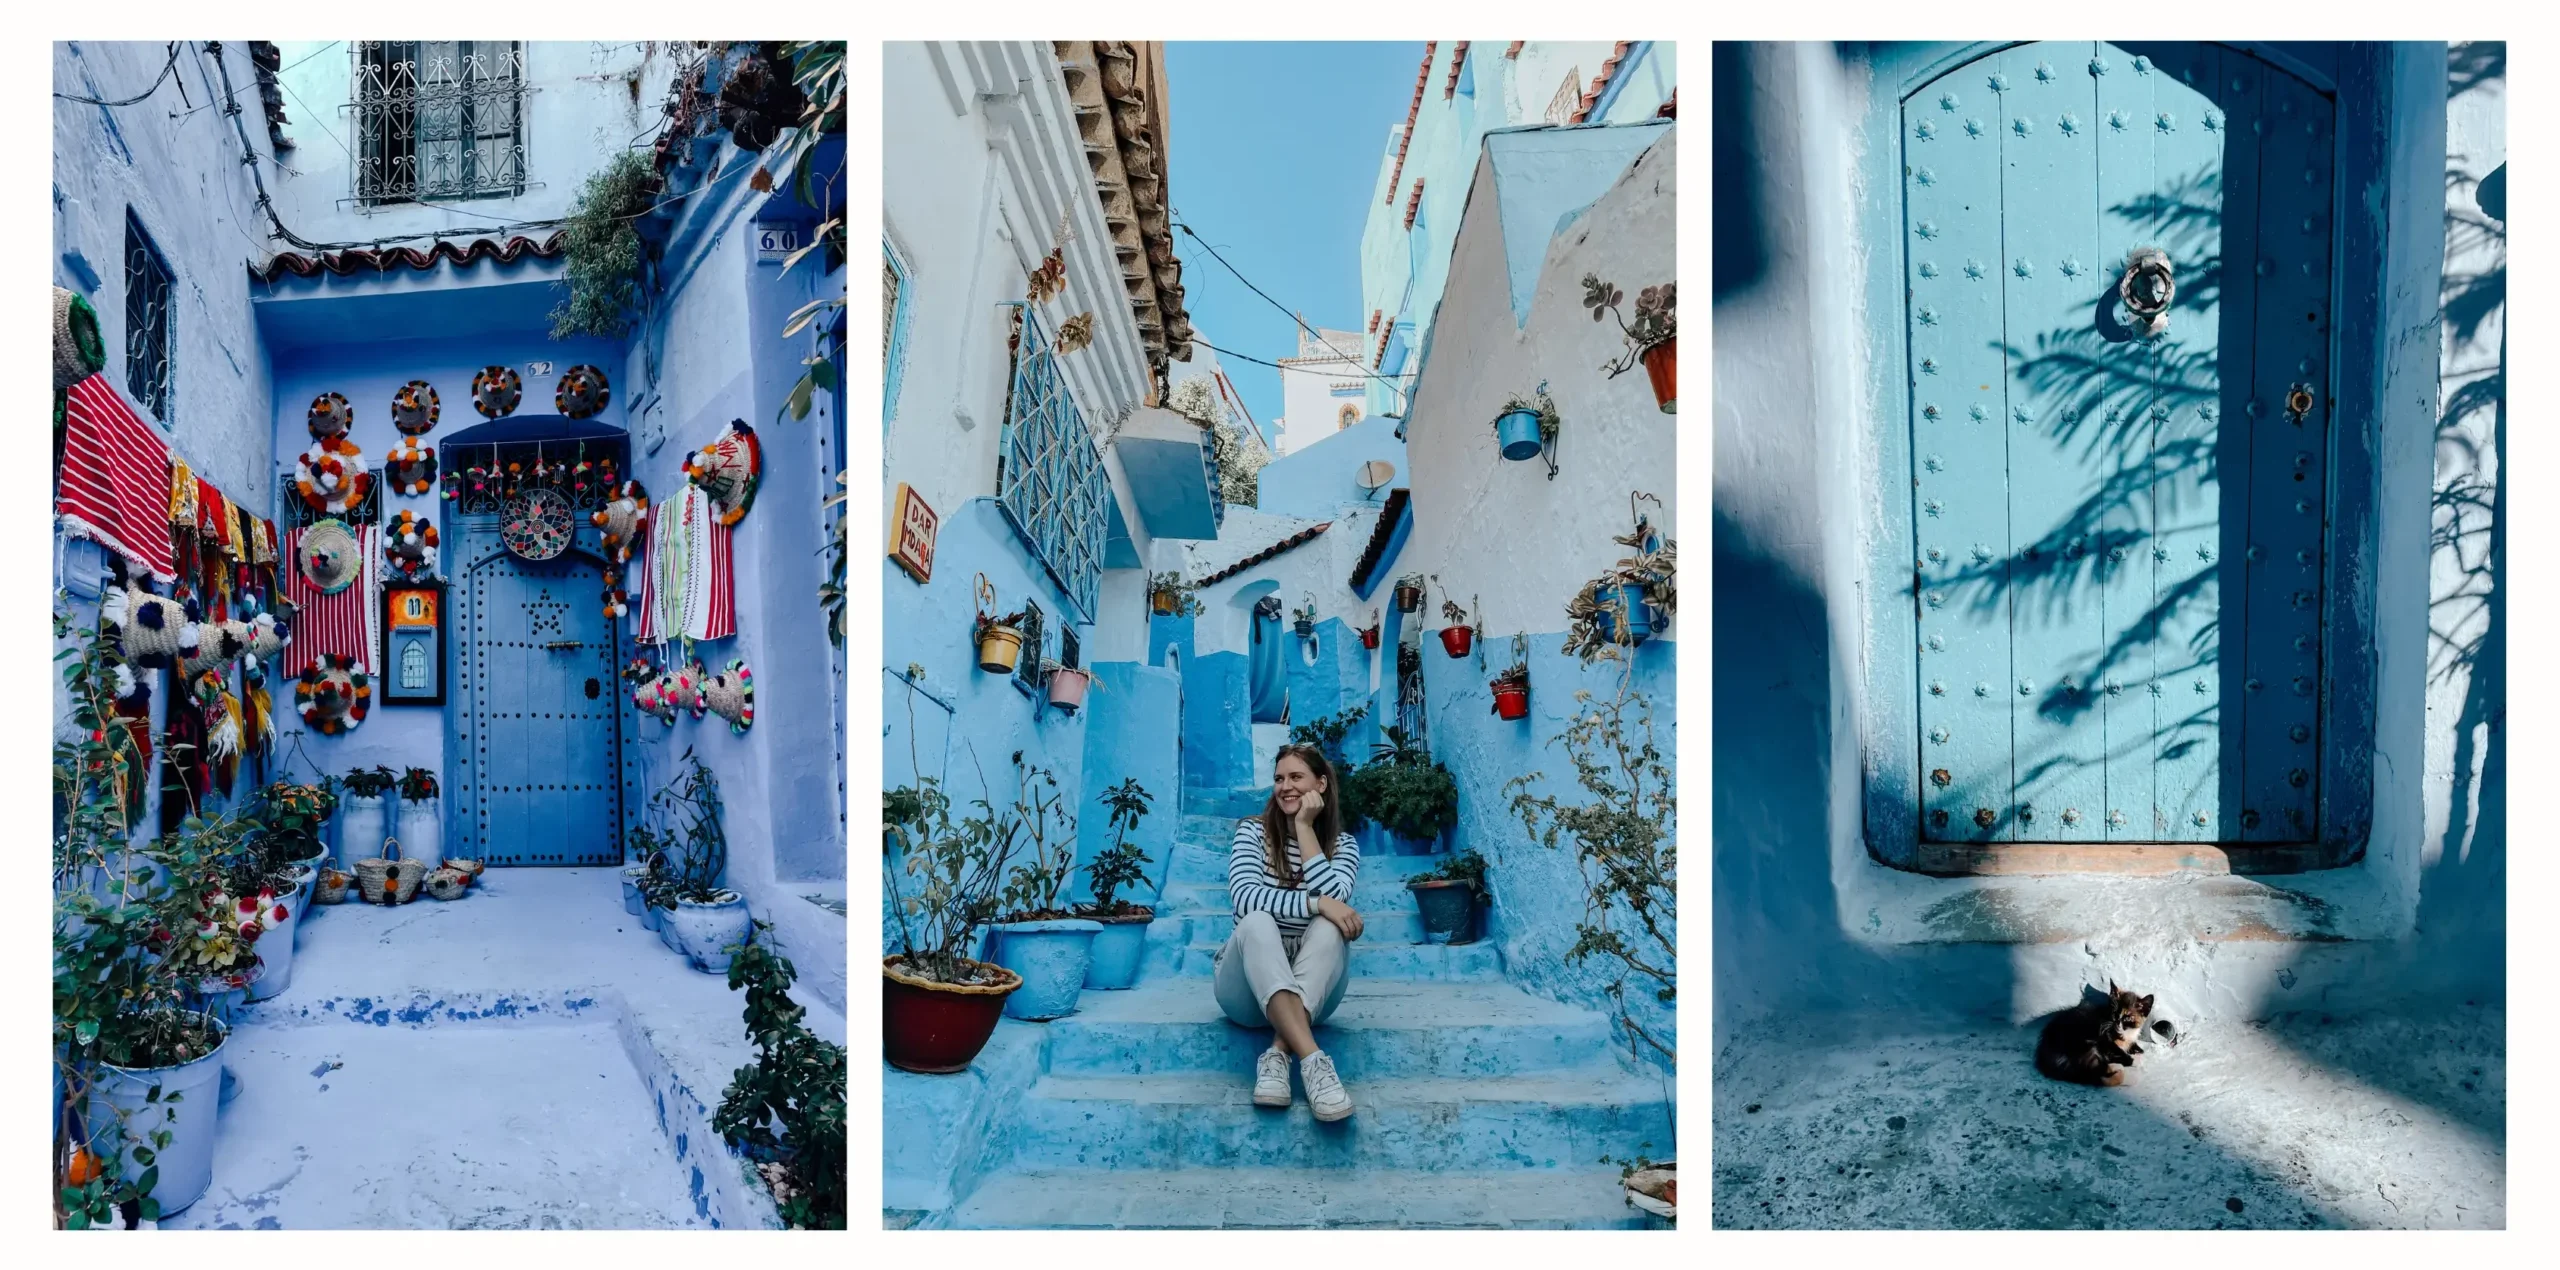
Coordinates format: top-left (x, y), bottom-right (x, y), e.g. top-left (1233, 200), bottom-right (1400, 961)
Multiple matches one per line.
top-left (1300, 1049), bottom-right (1354, 1122)
top-left (1253, 1045), bottom-right (1293, 1108)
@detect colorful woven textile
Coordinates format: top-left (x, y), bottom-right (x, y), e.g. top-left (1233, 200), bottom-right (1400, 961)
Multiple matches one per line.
top-left (282, 523), bottom-right (379, 676)
top-left (632, 484), bottom-right (734, 644)
top-left (56, 374), bottom-right (177, 582)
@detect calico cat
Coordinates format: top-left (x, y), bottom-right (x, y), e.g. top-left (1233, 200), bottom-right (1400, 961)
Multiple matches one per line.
top-left (2035, 982), bottom-right (2154, 1087)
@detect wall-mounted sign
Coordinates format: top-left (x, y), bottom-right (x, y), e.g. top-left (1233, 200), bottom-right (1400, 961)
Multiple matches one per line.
top-left (756, 223), bottom-right (803, 264)
top-left (889, 482), bottom-right (938, 583)
top-left (382, 581), bottom-right (446, 706)
top-left (526, 360), bottom-right (555, 377)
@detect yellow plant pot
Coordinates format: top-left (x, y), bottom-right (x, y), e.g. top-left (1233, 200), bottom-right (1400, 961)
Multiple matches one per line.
top-left (977, 625), bottom-right (1025, 673)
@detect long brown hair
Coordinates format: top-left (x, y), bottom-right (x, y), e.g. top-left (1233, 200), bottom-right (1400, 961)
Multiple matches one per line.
top-left (1259, 743), bottom-right (1343, 888)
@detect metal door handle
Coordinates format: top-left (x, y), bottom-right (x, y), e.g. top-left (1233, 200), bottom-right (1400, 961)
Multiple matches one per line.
top-left (543, 640), bottom-right (580, 650)
top-left (2120, 247), bottom-right (2175, 335)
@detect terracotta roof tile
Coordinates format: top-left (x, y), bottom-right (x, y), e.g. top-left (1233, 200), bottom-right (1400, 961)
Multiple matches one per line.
top-left (1348, 487), bottom-right (1411, 593)
top-left (1385, 41), bottom-right (1438, 205)
top-left (1443, 42), bottom-right (1470, 99)
top-left (250, 233), bottom-right (566, 284)
top-left (1197, 521), bottom-right (1332, 588)
top-left (1570, 40), bottom-right (1635, 125)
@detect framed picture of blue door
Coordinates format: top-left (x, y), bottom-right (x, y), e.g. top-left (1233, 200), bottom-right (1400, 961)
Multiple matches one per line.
top-left (382, 581), bottom-right (446, 706)
top-left (1858, 41), bottom-right (2387, 874)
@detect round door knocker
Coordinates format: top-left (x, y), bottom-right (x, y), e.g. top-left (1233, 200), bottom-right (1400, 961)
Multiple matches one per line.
top-left (2120, 247), bottom-right (2175, 337)
top-left (2284, 382), bottom-right (2315, 425)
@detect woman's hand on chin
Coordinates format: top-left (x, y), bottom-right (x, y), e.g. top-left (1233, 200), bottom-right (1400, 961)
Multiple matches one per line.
top-left (1292, 790), bottom-right (1326, 828)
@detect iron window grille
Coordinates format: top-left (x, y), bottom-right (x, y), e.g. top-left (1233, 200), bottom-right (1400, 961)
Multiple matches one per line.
top-left (351, 41), bottom-right (527, 204)
top-left (278, 466), bottom-right (383, 529)
top-left (124, 212), bottom-right (174, 426)
top-left (995, 303), bottom-right (1109, 621)
top-left (1013, 600), bottom-right (1047, 697)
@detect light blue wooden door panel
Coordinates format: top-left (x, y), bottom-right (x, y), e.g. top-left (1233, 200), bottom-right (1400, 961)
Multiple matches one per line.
top-left (462, 551), bottom-right (621, 866)
top-left (1903, 41), bottom-right (2332, 845)
top-left (1906, 59), bottom-right (2015, 842)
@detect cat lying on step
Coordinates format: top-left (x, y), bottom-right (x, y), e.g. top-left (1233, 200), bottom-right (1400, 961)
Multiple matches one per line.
top-left (2035, 981), bottom-right (2153, 1087)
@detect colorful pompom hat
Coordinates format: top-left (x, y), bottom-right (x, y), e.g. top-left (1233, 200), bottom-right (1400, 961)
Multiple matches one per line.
top-left (295, 654), bottom-right (370, 735)
top-left (386, 435), bottom-right (439, 497)
top-left (390, 379), bottom-right (440, 435)
top-left (306, 391), bottom-right (355, 441)
top-left (471, 366), bottom-right (522, 418)
top-left (298, 519), bottom-right (362, 595)
top-left (683, 420), bottom-right (762, 526)
top-left (555, 364), bottom-right (611, 419)
top-left (703, 658), bottom-right (754, 734)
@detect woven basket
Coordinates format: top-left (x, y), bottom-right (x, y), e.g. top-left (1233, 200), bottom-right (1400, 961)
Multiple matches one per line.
top-left (443, 858), bottom-right (485, 878)
top-left (424, 867), bottom-right (471, 901)
top-left (356, 855), bottom-right (428, 905)
top-left (55, 287), bottom-right (106, 391)
top-left (313, 869), bottom-right (353, 905)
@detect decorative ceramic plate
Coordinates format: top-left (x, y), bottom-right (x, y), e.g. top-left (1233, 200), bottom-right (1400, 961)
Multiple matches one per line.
top-left (472, 366), bottom-right (523, 419)
top-left (391, 380), bottom-right (440, 435)
top-left (500, 488), bottom-right (573, 560)
top-left (555, 364), bottom-right (612, 419)
top-left (307, 391), bottom-right (354, 440)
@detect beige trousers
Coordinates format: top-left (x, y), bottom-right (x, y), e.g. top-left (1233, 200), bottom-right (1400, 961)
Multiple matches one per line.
top-left (1213, 909), bottom-right (1351, 1029)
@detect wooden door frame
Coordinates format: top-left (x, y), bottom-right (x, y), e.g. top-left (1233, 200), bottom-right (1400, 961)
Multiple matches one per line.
top-left (1849, 41), bottom-right (2397, 875)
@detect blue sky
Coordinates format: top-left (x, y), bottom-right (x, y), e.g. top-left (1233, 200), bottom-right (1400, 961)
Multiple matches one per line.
top-left (1164, 41), bottom-right (1424, 440)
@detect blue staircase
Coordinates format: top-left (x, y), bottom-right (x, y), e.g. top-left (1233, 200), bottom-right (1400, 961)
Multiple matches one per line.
top-left (942, 787), bottom-right (1671, 1229)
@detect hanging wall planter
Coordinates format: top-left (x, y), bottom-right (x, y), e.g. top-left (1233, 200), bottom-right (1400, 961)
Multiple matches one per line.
top-left (1640, 337), bottom-right (1677, 414)
top-left (1592, 583), bottom-right (1657, 647)
top-left (1493, 383), bottom-right (1562, 475)
top-left (1359, 623), bottom-right (1382, 650)
top-left (1491, 664), bottom-right (1530, 721)
top-left (973, 573), bottom-right (1028, 673)
top-left (1588, 275), bottom-right (1677, 414)
top-left (1045, 665), bottom-right (1094, 713)
top-left (1393, 575), bottom-right (1427, 614)
top-left (1438, 594), bottom-right (1479, 659)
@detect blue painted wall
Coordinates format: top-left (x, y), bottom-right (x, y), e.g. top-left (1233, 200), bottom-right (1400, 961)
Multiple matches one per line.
top-left (1255, 414), bottom-right (1407, 519)
top-left (1071, 662), bottom-right (1181, 903)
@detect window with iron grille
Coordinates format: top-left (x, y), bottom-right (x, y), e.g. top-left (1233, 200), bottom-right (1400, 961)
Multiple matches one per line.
top-left (995, 305), bottom-right (1109, 620)
top-left (1013, 600), bottom-right (1047, 696)
top-left (123, 211), bottom-right (173, 426)
top-left (352, 41), bottom-right (526, 204)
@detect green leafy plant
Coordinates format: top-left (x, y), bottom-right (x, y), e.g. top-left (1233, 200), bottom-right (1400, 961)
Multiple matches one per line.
top-left (1288, 704), bottom-right (1370, 765)
top-left (1496, 386), bottom-right (1561, 445)
top-left (884, 775), bottom-right (1018, 984)
top-left (1147, 570), bottom-right (1204, 617)
top-left (992, 759), bottom-right (1078, 921)
top-left (1167, 374), bottom-right (1265, 506)
top-left (1586, 274), bottom-right (1676, 374)
top-left (1407, 847), bottom-right (1488, 898)
top-left (1343, 728), bottom-right (1459, 843)
top-left (765, 40), bottom-right (848, 426)
top-left (715, 921), bottom-right (847, 1230)
top-left (1079, 779), bottom-right (1155, 917)
top-left (398, 766), bottom-right (439, 803)
top-left (648, 749), bottom-right (732, 903)
top-left (251, 780), bottom-right (337, 866)
top-left (1507, 687), bottom-right (1675, 1064)
top-left (1563, 513), bottom-right (1678, 665)
top-left (551, 150), bottom-right (657, 340)
top-left (819, 470), bottom-right (848, 647)
top-left (339, 765), bottom-right (398, 799)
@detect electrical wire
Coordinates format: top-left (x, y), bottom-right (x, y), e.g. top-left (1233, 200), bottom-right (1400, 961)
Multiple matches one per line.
top-left (1172, 218), bottom-right (1404, 393)
top-left (56, 42), bottom-right (180, 106)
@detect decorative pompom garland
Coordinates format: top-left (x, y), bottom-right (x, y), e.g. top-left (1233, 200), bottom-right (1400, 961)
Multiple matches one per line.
top-left (703, 659), bottom-right (754, 734)
top-left (244, 610), bottom-right (291, 662)
top-left (182, 619), bottom-right (254, 678)
top-left (601, 568), bottom-right (630, 620)
top-left (383, 510), bottom-right (440, 582)
top-left (471, 365), bottom-right (522, 418)
top-left (633, 662), bottom-right (702, 726)
top-left (555, 364), bottom-right (611, 419)
top-left (390, 379), bottom-right (440, 436)
top-left (683, 420), bottom-right (761, 526)
top-left (385, 436), bottom-right (439, 496)
top-left (295, 654), bottom-right (370, 735)
top-left (306, 391), bottom-right (354, 441)
top-left (295, 435), bottom-right (372, 516)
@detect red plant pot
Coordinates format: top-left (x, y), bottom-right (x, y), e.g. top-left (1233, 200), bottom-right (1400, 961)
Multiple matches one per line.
top-left (1439, 625), bottom-right (1475, 658)
top-left (1359, 627), bottom-right (1381, 650)
top-left (1492, 684), bottom-right (1530, 720)
top-left (1640, 338), bottom-right (1676, 414)
top-left (883, 955), bottom-right (1021, 1074)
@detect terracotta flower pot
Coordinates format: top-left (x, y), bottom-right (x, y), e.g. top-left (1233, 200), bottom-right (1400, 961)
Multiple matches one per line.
top-left (1492, 682), bottom-right (1529, 720)
top-left (1393, 583), bottom-right (1425, 613)
top-left (976, 625), bottom-right (1024, 674)
top-left (1439, 625), bottom-right (1474, 658)
top-left (1047, 667), bottom-right (1093, 713)
top-left (884, 955), bottom-right (1022, 1074)
top-left (1641, 337), bottom-right (1676, 414)
top-left (1359, 627), bottom-right (1381, 650)
top-left (1150, 591), bottom-right (1180, 616)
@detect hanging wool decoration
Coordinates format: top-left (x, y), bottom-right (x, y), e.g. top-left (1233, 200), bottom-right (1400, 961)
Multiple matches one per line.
top-left (114, 585), bottom-right (188, 670)
top-left (295, 654), bottom-right (370, 736)
top-left (390, 379), bottom-right (440, 436)
top-left (590, 479), bottom-right (650, 563)
top-left (295, 435), bottom-right (372, 516)
top-left (306, 391), bottom-right (356, 442)
top-left (703, 658), bottom-right (755, 734)
top-left (683, 421), bottom-right (762, 527)
top-left (245, 610), bottom-right (291, 662)
top-left (635, 664), bottom-right (696, 726)
top-left (471, 365), bottom-right (523, 418)
top-left (385, 436), bottom-right (439, 497)
top-left (601, 567), bottom-right (630, 620)
top-left (54, 287), bottom-right (107, 391)
top-left (181, 618), bottom-right (254, 678)
top-left (382, 510), bottom-right (440, 583)
top-left (555, 364), bottom-right (612, 419)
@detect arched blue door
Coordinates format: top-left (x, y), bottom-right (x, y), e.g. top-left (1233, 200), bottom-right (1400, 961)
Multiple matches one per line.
top-left (451, 546), bottom-right (624, 865)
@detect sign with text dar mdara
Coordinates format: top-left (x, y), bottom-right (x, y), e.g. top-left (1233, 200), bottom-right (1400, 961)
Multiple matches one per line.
top-left (889, 482), bottom-right (938, 584)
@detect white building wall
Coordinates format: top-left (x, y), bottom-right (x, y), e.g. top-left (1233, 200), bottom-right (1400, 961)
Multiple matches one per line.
top-left (1271, 330), bottom-right (1368, 458)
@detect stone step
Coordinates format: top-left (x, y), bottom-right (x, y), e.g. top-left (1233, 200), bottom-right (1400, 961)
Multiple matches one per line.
top-left (946, 1167), bottom-right (1661, 1229)
top-left (1155, 871), bottom-right (1467, 919)
top-left (1003, 1069), bottom-right (1674, 1172)
top-left (1147, 891), bottom-right (1434, 944)
top-left (1042, 979), bottom-right (1608, 1079)
top-left (1138, 935), bottom-right (1502, 983)
top-left (1164, 842), bottom-right (1455, 892)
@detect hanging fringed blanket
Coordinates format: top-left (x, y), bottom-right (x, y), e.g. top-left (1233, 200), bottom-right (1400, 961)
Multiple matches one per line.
top-left (57, 374), bottom-right (178, 583)
top-left (283, 523), bottom-right (378, 675)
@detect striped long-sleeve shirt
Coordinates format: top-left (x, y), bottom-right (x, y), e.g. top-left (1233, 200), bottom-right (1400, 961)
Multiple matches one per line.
top-left (1229, 819), bottom-right (1362, 936)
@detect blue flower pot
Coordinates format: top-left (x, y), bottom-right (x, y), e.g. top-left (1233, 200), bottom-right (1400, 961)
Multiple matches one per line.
top-left (1495, 408), bottom-right (1546, 460)
top-left (1082, 915), bottom-right (1153, 991)
top-left (983, 919), bottom-right (1104, 1020)
top-left (1592, 584), bottom-right (1656, 646)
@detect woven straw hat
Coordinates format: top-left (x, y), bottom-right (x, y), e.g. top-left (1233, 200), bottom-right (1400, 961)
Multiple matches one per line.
top-left (472, 366), bottom-right (522, 418)
top-left (307, 392), bottom-right (355, 441)
top-left (295, 654), bottom-right (370, 736)
top-left (114, 586), bottom-right (188, 670)
top-left (299, 519), bottom-right (361, 595)
top-left (684, 421), bottom-right (762, 526)
top-left (390, 380), bottom-right (440, 435)
top-left (555, 364), bottom-right (612, 419)
top-left (704, 659), bottom-right (755, 734)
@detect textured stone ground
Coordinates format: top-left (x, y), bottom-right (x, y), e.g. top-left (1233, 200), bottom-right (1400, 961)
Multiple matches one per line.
top-left (1712, 1005), bottom-right (2503, 1229)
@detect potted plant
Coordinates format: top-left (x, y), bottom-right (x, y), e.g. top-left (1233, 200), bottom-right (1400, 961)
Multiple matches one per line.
top-left (714, 920), bottom-right (849, 1230)
top-left (1147, 571), bottom-right (1204, 617)
top-left (1439, 594), bottom-right (1477, 658)
top-left (1359, 611), bottom-right (1382, 650)
top-left (1392, 574), bottom-right (1427, 614)
top-left (650, 750), bottom-right (753, 974)
top-left (1288, 704), bottom-right (1371, 775)
top-left (396, 766), bottom-right (442, 872)
top-left (1291, 599), bottom-right (1318, 640)
top-left (335, 765), bottom-right (397, 872)
top-left (884, 777), bottom-right (1024, 1073)
top-left (1494, 385), bottom-right (1560, 462)
top-left (1042, 659), bottom-right (1098, 714)
top-left (1076, 779), bottom-right (1157, 991)
top-left (1564, 509), bottom-right (1678, 662)
top-left (1406, 848), bottom-right (1487, 944)
top-left (973, 573), bottom-right (1027, 673)
top-left (1342, 728), bottom-right (1460, 854)
top-left (1588, 275), bottom-right (1676, 413)
top-left (622, 824), bottom-right (670, 924)
top-left (1491, 660), bottom-right (1531, 721)
top-left (978, 760), bottom-right (1098, 1020)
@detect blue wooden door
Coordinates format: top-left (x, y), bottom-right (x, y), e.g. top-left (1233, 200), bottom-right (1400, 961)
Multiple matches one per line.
top-left (451, 547), bottom-right (624, 865)
top-left (1905, 42), bottom-right (2334, 845)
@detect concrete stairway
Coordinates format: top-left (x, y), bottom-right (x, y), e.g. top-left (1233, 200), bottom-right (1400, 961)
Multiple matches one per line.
top-left (943, 787), bottom-right (1670, 1229)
